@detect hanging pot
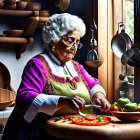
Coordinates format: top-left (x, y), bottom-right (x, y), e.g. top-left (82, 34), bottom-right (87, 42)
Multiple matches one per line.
top-left (131, 5), bottom-right (140, 64)
top-left (121, 48), bottom-right (140, 67)
top-left (121, 2), bottom-right (140, 67)
top-left (111, 22), bottom-right (133, 59)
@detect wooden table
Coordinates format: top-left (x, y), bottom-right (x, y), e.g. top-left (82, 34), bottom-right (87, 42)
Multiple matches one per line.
top-left (45, 115), bottom-right (140, 140)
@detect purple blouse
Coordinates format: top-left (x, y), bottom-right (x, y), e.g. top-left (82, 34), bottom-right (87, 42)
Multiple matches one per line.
top-left (16, 57), bottom-right (100, 116)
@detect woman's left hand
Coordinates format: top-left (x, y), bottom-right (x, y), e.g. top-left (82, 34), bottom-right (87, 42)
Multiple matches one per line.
top-left (92, 92), bottom-right (110, 112)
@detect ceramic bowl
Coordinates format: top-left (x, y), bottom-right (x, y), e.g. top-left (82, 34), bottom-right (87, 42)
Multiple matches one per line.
top-left (3, 30), bottom-right (24, 37)
top-left (25, 2), bottom-right (41, 11)
top-left (16, 1), bottom-right (27, 10)
top-left (0, 2), bottom-right (4, 9)
top-left (0, 34), bottom-right (6, 37)
top-left (84, 60), bottom-right (104, 68)
top-left (4, 4), bottom-right (16, 10)
top-left (4, 0), bottom-right (16, 5)
top-left (111, 111), bottom-right (140, 121)
top-left (39, 10), bottom-right (50, 17)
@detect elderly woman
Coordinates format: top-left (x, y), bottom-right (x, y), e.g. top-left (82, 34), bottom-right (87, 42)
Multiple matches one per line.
top-left (2, 13), bottom-right (110, 140)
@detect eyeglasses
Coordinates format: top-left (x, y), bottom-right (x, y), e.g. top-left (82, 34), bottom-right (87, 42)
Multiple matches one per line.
top-left (61, 36), bottom-right (83, 49)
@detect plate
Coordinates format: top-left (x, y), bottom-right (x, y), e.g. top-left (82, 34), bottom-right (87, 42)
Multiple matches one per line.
top-left (111, 111), bottom-right (140, 121)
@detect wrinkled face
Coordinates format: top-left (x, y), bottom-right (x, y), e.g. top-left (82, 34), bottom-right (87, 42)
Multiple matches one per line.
top-left (51, 30), bottom-right (81, 65)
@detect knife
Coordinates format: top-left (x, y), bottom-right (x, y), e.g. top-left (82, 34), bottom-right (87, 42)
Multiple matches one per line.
top-left (85, 104), bottom-right (101, 108)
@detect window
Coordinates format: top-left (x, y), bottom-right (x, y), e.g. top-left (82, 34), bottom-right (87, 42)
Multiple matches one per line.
top-left (125, 0), bottom-right (134, 41)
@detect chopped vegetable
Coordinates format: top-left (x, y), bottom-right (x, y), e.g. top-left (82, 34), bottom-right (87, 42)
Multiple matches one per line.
top-left (68, 117), bottom-right (72, 121)
top-left (62, 120), bottom-right (66, 123)
top-left (110, 106), bottom-right (118, 111)
top-left (85, 114), bottom-right (97, 121)
top-left (97, 116), bottom-right (103, 122)
top-left (72, 115), bottom-right (111, 126)
top-left (136, 106), bottom-right (140, 111)
top-left (110, 102), bottom-right (117, 107)
top-left (54, 117), bottom-right (61, 122)
top-left (64, 116), bottom-right (68, 119)
top-left (79, 118), bottom-right (84, 122)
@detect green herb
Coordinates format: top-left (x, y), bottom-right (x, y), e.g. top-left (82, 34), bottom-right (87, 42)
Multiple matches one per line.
top-left (54, 117), bottom-right (61, 122)
top-left (110, 102), bottom-right (117, 107)
top-left (68, 117), bottom-right (72, 121)
top-left (97, 116), bottom-right (103, 122)
top-left (79, 118), bottom-right (84, 122)
top-left (62, 120), bottom-right (66, 123)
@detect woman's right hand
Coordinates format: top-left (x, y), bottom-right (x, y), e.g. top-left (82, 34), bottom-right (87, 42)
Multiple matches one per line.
top-left (57, 96), bottom-right (86, 112)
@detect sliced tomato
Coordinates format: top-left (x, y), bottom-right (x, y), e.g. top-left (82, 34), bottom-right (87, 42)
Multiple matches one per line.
top-left (85, 114), bottom-right (97, 121)
top-left (123, 108), bottom-right (126, 112)
top-left (136, 106), bottom-right (140, 111)
top-left (64, 115), bottom-right (68, 119)
top-left (71, 115), bottom-right (111, 126)
top-left (110, 106), bottom-right (118, 111)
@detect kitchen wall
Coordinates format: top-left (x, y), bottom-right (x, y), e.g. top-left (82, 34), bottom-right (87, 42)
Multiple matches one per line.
top-left (0, 0), bottom-right (93, 91)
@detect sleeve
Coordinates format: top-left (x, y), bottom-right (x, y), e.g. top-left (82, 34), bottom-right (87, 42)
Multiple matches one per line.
top-left (16, 58), bottom-right (61, 123)
top-left (77, 62), bottom-right (106, 99)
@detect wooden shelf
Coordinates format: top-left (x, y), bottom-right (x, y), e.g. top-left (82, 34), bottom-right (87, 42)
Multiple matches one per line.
top-left (0, 8), bottom-right (49, 59)
top-left (0, 37), bottom-right (34, 59)
top-left (0, 9), bottom-right (39, 17)
top-left (0, 37), bottom-right (32, 44)
top-left (0, 9), bottom-right (41, 59)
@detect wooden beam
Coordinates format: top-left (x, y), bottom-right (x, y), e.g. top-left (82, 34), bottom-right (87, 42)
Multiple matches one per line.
top-left (98, 0), bottom-right (114, 103)
top-left (98, 0), bottom-right (108, 96)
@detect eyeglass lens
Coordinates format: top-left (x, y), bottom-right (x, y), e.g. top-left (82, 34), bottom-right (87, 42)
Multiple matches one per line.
top-left (62, 37), bottom-right (83, 49)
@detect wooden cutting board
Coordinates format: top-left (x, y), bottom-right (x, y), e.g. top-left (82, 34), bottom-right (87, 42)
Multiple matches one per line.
top-left (45, 115), bottom-right (140, 140)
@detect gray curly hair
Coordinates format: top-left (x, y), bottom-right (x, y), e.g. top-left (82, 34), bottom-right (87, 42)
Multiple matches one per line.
top-left (42, 13), bottom-right (86, 46)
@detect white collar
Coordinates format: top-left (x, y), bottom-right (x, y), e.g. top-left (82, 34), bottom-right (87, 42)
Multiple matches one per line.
top-left (47, 48), bottom-right (62, 66)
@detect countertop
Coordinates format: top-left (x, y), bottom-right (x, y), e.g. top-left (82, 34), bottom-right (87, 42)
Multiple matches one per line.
top-left (45, 115), bottom-right (140, 140)
top-left (0, 107), bottom-right (14, 119)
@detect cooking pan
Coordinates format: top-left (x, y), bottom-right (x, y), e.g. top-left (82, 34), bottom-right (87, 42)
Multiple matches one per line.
top-left (111, 22), bottom-right (133, 59)
top-left (122, 3), bottom-right (140, 67)
top-left (131, 3), bottom-right (140, 64)
top-left (121, 48), bottom-right (140, 67)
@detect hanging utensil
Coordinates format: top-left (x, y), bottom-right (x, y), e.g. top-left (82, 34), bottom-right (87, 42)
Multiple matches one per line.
top-left (111, 0), bottom-right (133, 59)
top-left (111, 23), bottom-right (133, 59)
top-left (87, 19), bottom-right (98, 61)
top-left (121, 0), bottom-right (140, 67)
top-left (119, 64), bottom-right (126, 80)
top-left (131, 0), bottom-right (140, 64)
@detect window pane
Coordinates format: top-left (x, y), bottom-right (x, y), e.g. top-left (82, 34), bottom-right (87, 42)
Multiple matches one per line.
top-left (125, 0), bottom-right (134, 41)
